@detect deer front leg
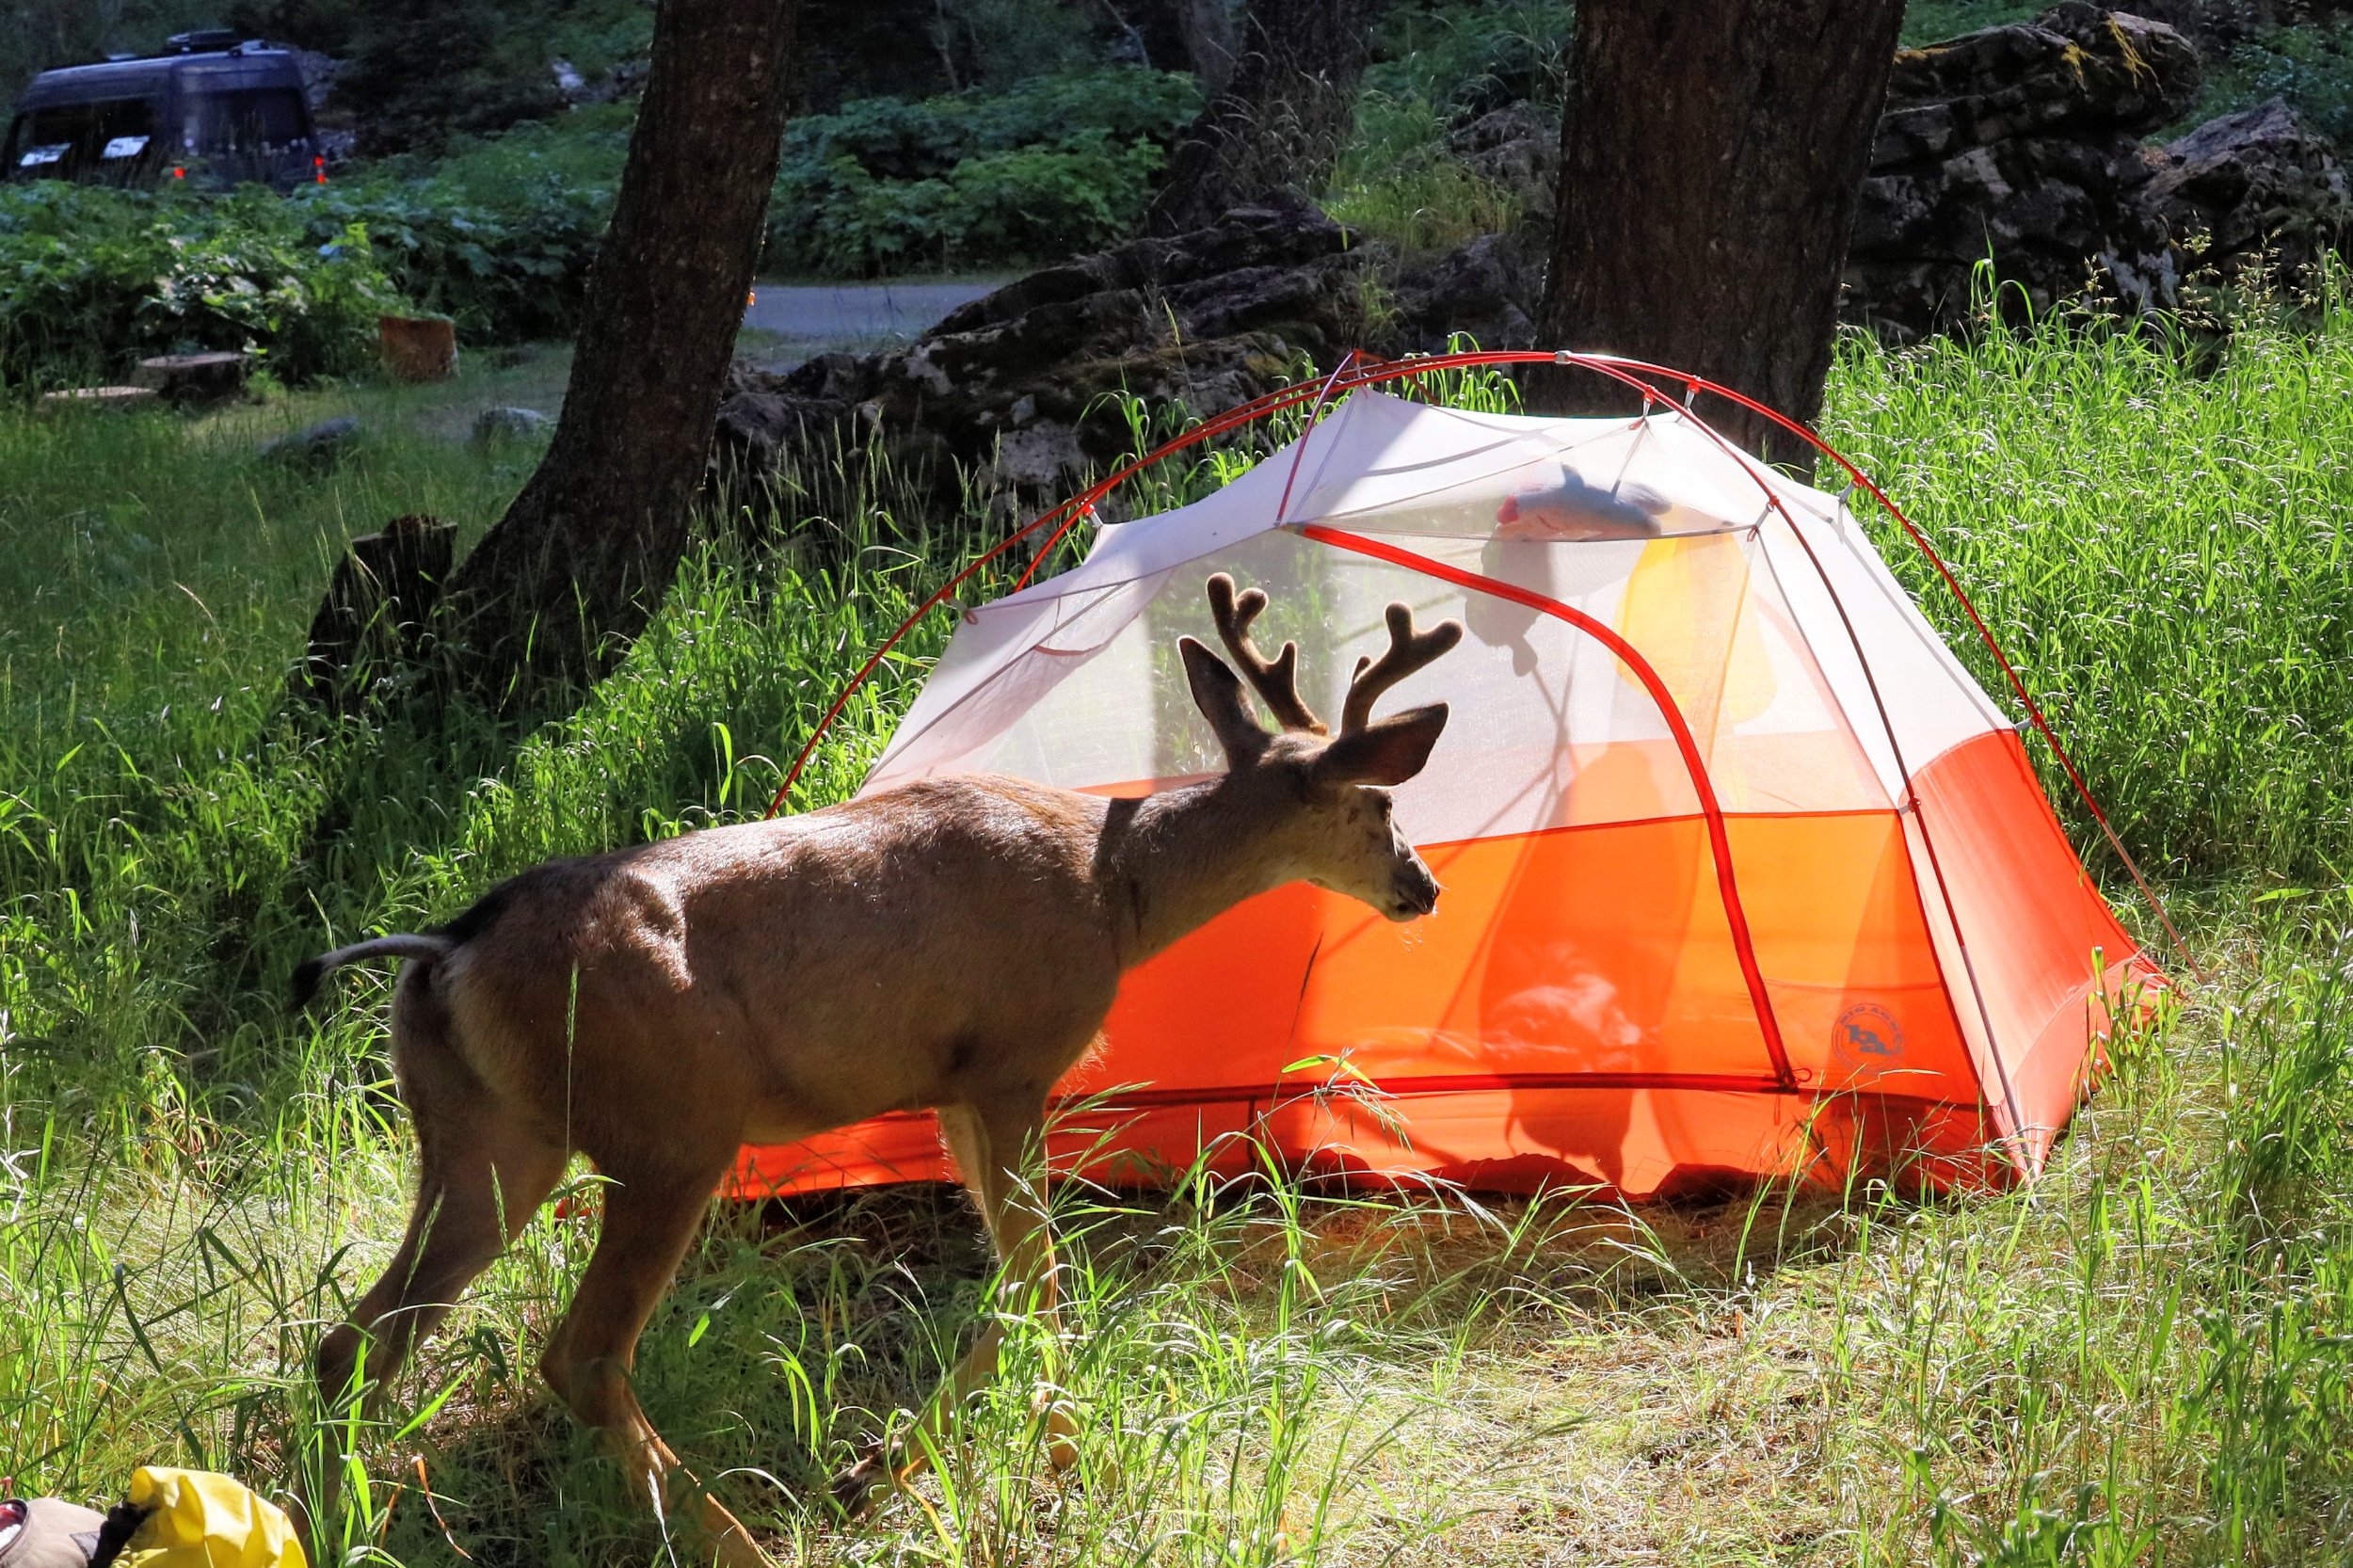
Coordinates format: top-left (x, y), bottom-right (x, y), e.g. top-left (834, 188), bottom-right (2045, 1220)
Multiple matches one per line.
top-left (543, 1169), bottom-right (769, 1567)
top-left (830, 1094), bottom-right (1077, 1516)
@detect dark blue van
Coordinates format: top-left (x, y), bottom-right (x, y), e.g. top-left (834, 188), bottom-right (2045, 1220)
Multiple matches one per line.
top-left (3, 31), bottom-right (321, 191)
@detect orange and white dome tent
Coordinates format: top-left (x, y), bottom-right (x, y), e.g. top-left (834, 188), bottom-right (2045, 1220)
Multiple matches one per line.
top-left (734, 352), bottom-right (2169, 1201)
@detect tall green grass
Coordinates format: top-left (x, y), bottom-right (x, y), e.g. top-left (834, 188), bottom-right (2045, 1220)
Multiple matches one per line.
top-left (4, 314), bottom-right (2352, 1564)
top-left (1823, 310), bottom-right (2353, 883)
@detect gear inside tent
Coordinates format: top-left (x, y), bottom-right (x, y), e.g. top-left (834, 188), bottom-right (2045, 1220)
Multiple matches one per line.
top-left (734, 372), bottom-right (2163, 1201)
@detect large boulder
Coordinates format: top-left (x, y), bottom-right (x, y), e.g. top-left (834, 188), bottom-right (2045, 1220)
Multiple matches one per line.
top-left (714, 199), bottom-right (1386, 502)
top-left (1845, 4), bottom-right (2201, 337)
top-left (2146, 97), bottom-right (2353, 280)
top-left (1449, 104), bottom-right (1561, 232)
top-left (1389, 231), bottom-right (1543, 354)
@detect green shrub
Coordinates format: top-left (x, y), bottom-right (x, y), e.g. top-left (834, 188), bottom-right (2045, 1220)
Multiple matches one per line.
top-left (2189, 21), bottom-right (2353, 143)
top-left (767, 68), bottom-right (1199, 276)
top-left (1897, 1), bottom-right (2041, 47)
top-left (0, 183), bottom-right (395, 385)
top-left (0, 104), bottom-right (621, 385)
top-left (1362, 0), bottom-right (1572, 120)
top-left (1327, 1), bottom-right (1563, 252)
top-left (1329, 91), bottom-right (1520, 254)
top-left (294, 170), bottom-right (610, 342)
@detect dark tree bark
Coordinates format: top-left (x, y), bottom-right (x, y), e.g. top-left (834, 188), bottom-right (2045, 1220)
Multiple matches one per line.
top-left (439, 0), bottom-right (795, 709)
top-left (1529, 0), bottom-right (1904, 469)
top-left (1144, 0), bottom-right (1381, 235)
top-left (1173, 0), bottom-right (1238, 99)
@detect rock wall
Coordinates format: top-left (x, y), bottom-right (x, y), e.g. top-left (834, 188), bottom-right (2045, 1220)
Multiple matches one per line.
top-left (1846, 3), bottom-right (2353, 336)
top-left (1846, 4), bottom-right (2202, 337)
top-left (2147, 96), bottom-right (2353, 279)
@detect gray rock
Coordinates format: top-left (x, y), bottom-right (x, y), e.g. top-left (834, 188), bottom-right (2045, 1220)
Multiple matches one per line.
top-left (290, 48), bottom-right (342, 114)
top-left (2147, 98), bottom-right (2353, 280)
top-left (1449, 104), bottom-right (1561, 231)
top-left (1844, 4), bottom-right (2201, 338)
top-left (472, 406), bottom-right (552, 442)
top-left (1391, 232), bottom-right (1542, 354)
top-left (259, 416), bottom-right (362, 468)
top-left (712, 197), bottom-right (1386, 507)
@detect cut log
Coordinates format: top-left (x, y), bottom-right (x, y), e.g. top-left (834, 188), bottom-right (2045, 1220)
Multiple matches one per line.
top-left (136, 351), bottom-right (252, 404)
top-left (294, 515), bottom-right (457, 712)
top-left (40, 386), bottom-right (159, 411)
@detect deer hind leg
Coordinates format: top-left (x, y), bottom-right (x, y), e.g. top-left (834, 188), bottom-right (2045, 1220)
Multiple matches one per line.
top-left (830, 1093), bottom-right (1076, 1515)
top-left (309, 1053), bottom-right (565, 1544)
top-left (540, 1167), bottom-right (767, 1566)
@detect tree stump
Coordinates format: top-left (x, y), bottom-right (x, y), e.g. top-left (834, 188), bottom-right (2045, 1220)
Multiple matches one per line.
top-left (294, 515), bottom-right (456, 712)
top-left (136, 351), bottom-right (252, 405)
top-left (378, 315), bottom-right (459, 382)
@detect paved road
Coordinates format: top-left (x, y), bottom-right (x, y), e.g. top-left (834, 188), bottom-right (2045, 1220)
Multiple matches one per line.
top-left (741, 277), bottom-right (1008, 365)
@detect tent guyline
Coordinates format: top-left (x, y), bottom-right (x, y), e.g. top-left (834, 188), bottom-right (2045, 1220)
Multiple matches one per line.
top-left (726, 349), bottom-right (2171, 1201)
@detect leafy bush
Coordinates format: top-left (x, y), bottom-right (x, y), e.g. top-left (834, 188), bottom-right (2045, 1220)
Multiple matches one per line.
top-left (0, 99), bottom-right (625, 386)
top-left (1329, 91), bottom-right (1520, 254)
top-left (1897, 1), bottom-right (2040, 47)
top-left (2195, 22), bottom-right (2353, 144)
top-left (1327, 1), bottom-right (1563, 252)
top-left (296, 170), bottom-right (610, 342)
top-left (0, 183), bottom-right (394, 385)
top-left (767, 68), bottom-right (1199, 276)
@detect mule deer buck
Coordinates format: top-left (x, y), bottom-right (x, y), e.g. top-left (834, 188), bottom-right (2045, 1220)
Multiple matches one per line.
top-left (292, 573), bottom-right (1463, 1563)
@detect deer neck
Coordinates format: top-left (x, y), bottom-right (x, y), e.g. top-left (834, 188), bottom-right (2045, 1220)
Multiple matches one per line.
top-left (1096, 776), bottom-right (1296, 968)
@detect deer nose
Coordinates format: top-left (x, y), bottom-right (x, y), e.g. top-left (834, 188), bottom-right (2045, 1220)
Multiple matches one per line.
top-left (1392, 869), bottom-right (1440, 920)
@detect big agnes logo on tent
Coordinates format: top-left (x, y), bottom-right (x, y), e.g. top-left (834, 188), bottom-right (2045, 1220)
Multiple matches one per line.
top-left (1833, 1001), bottom-right (1907, 1082)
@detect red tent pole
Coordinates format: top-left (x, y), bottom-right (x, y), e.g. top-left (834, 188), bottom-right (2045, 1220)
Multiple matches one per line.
top-left (1298, 523), bottom-right (1800, 1091)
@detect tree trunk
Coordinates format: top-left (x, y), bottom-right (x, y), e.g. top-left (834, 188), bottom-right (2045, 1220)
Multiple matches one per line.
top-left (438, 0), bottom-right (795, 708)
top-left (1529, 0), bottom-right (1903, 470)
top-left (1144, 0), bottom-right (1381, 235)
top-left (1174, 0), bottom-right (1237, 99)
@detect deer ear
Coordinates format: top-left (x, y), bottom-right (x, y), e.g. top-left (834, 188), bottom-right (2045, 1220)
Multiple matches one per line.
top-left (1312, 704), bottom-right (1449, 789)
top-left (1180, 636), bottom-right (1271, 765)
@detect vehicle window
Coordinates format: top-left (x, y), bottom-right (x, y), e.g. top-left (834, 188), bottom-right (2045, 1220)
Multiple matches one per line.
top-left (8, 98), bottom-right (155, 180)
top-left (184, 88), bottom-right (308, 155)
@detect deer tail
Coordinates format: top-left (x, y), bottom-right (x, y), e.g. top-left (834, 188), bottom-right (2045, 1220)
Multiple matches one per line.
top-left (290, 935), bottom-right (455, 1014)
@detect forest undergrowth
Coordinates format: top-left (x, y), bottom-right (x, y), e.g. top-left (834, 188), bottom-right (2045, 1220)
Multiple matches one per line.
top-left (3, 310), bottom-right (2351, 1564)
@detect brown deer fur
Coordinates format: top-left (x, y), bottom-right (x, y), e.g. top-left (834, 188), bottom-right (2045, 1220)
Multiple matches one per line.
top-left (294, 575), bottom-right (1462, 1564)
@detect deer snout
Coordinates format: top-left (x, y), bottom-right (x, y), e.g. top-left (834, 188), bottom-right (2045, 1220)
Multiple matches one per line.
top-left (1387, 860), bottom-right (1441, 921)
